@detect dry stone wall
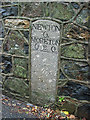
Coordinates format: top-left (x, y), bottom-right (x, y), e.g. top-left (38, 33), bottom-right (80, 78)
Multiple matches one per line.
top-left (0, 2), bottom-right (90, 119)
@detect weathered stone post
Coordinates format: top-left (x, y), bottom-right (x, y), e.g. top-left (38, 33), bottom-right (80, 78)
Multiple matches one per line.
top-left (30, 19), bottom-right (61, 105)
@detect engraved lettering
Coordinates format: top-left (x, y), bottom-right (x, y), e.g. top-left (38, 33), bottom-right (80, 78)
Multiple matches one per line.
top-left (32, 23), bottom-right (60, 32)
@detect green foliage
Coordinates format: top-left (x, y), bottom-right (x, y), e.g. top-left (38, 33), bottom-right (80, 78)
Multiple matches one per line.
top-left (44, 104), bottom-right (49, 108)
top-left (58, 97), bottom-right (65, 103)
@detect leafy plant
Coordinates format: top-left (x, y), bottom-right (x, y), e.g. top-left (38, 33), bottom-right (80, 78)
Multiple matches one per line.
top-left (44, 104), bottom-right (49, 108)
top-left (58, 97), bottom-right (65, 103)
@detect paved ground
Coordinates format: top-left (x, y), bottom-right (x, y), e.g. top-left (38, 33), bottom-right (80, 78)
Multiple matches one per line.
top-left (1, 95), bottom-right (78, 120)
top-left (2, 104), bottom-right (38, 119)
top-left (1, 95), bottom-right (40, 119)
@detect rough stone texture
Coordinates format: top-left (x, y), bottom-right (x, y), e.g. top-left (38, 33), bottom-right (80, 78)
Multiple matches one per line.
top-left (20, 2), bottom-right (43, 17)
top-left (0, 55), bottom-right (12, 74)
top-left (60, 100), bottom-right (76, 114)
top-left (4, 19), bottom-right (30, 29)
top-left (31, 20), bottom-right (60, 105)
top-left (0, 40), bottom-right (2, 52)
top-left (49, 3), bottom-right (74, 20)
top-left (0, 76), bottom-right (1, 119)
top-left (1, 5), bottom-right (18, 18)
top-left (20, 3), bottom-right (74, 20)
top-left (58, 81), bottom-right (90, 101)
top-left (4, 77), bottom-right (29, 97)
top-left (0, 75), bottom-right (5, 84)
top-left (0, 75), bottom-right (3, 90)
top-left (61, 43), bottom-right (85, 59)
top-left (0, 21), bottom-right (5, 38)
top-left (76, 104), bottom-right (90, 120)
top-left (63, 23), bottom-right (89, 41)
top-left (76, 8), bottom-right (90, 28)
top-left (3, 30), bottom-right (29, 56)
top-left (61, 60), bottom-right (89, 81)
top-left (14, 58), bottom-right (28, 78)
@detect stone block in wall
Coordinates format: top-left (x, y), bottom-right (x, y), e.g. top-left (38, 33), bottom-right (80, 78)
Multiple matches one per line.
top-left (0, 39), bottom-right (3, 52)
top-left (59, 99), bottom-right (77, 114)
top-left (13, 57), bottom-right (28, 78)
top-left (0, 54), bottom-right (12, 74)
top-left (0, 75), bottom-right (6, 95)
top-left (58, 81), bottom-right (90, 101)
top-left (76, 103), bottom-right (90, 120)
top-left (1, 3), bottom-right (18, 18)
top-left (76, 7), bottom-right (90, 28)
top-left (4, 77), bottom-right (29, 97)
top-left (0, 20), bottom-right (5, 38)
top-left (0, 75), bottom-right (3, 91)
top-left (0, 75), bottom-right (5, 85)
top-left (63, 23), bottom-right (89, 41)
top-left (61, 60), bottom-right (89, 81)
top-left (4, 19), bottom-right (30, 29)
top-left (3, 30), bottom-right (29, 56)
top-left (61, 43), bottom-right (86, 59)
top-left (20, 2), bottom-right (74, 20)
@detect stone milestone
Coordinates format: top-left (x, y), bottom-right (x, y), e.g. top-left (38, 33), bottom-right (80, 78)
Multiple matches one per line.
top-left (31, 20), bottom-right (60, 105)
